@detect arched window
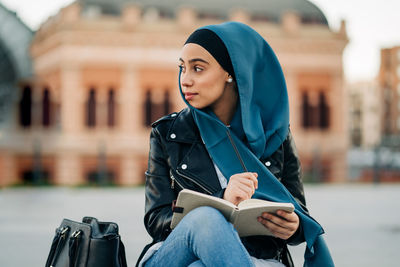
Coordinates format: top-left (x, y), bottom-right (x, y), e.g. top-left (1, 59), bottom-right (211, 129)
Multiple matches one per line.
top-left (302, 90), bottom-right (330, 130)
top-left (86, 89), bottom-right (96, 127)
top-left (42, 89), bottom-right (51, 127)
top-left (19, 86), bottom-right (32, 127)
top-left (301, 91), bottom-right (310, 128)
top-left (163, 90), bottom-right (170, 115)
top-left (144, 90), bottom-right (152, 126)
top-left (107, 89), bottom-right (115, 127)
top-left (318, 92), bottom-right (330, 129)
top-left (143, 89), bottom-right (172, 127)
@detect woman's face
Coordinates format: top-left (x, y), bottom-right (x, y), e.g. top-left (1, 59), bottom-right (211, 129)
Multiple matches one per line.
top-left (179, 43), bottom-right (233, 110)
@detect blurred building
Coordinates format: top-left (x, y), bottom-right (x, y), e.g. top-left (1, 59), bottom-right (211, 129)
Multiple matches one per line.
top-left (348, 80), bottom-right (381, 148)
top-left (0, 3), bottom-right (33, 125)
top-left (379, 46), bottom-right (400, 138)
top-left (347, 80), bottom-right (383, 182)
top-left (0, 0), bottom-right (348, 186)
top-left (363, 45), bottom-right (400, 182)
top-left (0, 2), bottom-right (34, 185)
top-left (347, 47), bottom-right (400, 183)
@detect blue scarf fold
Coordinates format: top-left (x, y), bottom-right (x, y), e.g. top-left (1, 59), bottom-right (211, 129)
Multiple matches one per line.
top-left (180, 22), bottom-right (334, 267)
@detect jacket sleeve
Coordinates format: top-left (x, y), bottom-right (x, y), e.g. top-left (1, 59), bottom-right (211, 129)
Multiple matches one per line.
top-left (281, 130), bottom-right (308, 245)
top-left (144, 127), bottom-right (176, 242)
top-left (281, 131), bottom-right (306, 210)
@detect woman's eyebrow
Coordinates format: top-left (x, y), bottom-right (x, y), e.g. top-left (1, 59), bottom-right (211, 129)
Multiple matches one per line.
top-left (179, 58), bottom-right (209, 64)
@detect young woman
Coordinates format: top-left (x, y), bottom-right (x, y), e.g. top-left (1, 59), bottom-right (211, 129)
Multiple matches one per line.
top-left (137, 22), bottom-right (333, 267)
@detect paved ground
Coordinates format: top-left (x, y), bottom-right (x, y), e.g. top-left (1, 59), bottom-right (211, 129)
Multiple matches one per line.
top-left (0, 184), bottom-right (399, 267)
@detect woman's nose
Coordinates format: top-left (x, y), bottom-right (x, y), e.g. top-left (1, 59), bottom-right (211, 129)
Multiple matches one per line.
top-left (180, 72), bottom-right (193, 87)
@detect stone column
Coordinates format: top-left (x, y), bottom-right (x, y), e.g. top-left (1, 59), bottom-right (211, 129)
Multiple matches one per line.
top-left (122, 4), bottom-right (141, 28)
top-left (284, 70), bottom-right (300, 131)
top-left (332, 72), bottom-right (348, 182)
top-left (282, 11), bottom-right (301, 34)
top-left (60, 66), bottom-right (82, 134)
top-left (57, 66), bottom-right (84, 184)
top-left (120, 66), bottom-right (140, 133)
top-left (178, 7), bottom-right (196, 30)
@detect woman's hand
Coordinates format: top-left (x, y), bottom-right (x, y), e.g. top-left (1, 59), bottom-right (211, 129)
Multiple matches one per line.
top-left (223, 172), bottom-right (258, 206)
top-left (257, 210), bottom-right (299, 240)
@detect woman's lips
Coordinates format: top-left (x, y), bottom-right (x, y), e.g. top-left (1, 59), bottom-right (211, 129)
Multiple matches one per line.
top-left (184, 92), bottom-right (198, 101)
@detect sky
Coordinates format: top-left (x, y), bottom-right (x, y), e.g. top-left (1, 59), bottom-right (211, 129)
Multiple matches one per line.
top-left (2, 0), bottom-right (400, 83)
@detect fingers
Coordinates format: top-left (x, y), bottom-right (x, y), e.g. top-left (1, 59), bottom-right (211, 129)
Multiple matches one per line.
top-left (223, 172), bottom-right (258, 205)
top-left (235, 182), bottom-right (255, 199)
top-left (246, 172), bottom-right (258, 189)
top-left (249, 172), bottom-right (258, 189)
top-left (274, 210), bottom-right (298, 223)
top-left (231, 172), bottom-right (258, 190)
top-left (257, 218), bottom-right (292, 239)
top-left (236, 177), bottom-right (256, 194)
top-left (231, 172), bottom-right (258, 197)
top-left (232, 186), bottom-right (252, 203)
top-left (257, 211), bottom-right (300, 240)
top-left (226, 180), bottom-right (254, 205)
top-left (257, 217), bottom-right (291, 239)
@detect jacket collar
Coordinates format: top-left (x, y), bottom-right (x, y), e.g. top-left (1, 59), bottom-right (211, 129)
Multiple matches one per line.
top-left (167, 108), bottom-right (222, 193)
top-left (167, 108), bottom-right (201, 144)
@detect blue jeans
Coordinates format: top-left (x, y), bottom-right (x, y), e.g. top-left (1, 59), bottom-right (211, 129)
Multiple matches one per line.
top-left (145, 206), bottom-right (255, 267)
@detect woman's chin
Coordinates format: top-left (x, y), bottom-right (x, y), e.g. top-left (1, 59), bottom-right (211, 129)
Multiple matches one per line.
top-left (188, 101), bottom-right (202, 109)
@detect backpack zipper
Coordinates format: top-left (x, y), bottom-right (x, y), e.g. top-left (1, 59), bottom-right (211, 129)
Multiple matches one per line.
top-left (50, 226), bottom-right (70, 267)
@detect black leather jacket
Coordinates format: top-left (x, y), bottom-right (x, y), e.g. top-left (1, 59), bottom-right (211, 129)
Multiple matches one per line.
top-left (139, 108), bottom-right (307, 266)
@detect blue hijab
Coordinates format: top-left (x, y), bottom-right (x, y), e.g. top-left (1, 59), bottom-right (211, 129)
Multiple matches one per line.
top-left (179, 22), bottom-right (334, 267)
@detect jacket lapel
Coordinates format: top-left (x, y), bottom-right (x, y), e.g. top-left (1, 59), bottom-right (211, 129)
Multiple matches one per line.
top-left (168, 108), bottom-right (222, 193)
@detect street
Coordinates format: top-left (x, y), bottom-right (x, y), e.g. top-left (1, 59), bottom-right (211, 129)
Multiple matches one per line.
top-left (0, 184), bottom-right (399, 266)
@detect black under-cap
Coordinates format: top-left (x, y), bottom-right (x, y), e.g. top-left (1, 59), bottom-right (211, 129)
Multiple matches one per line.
top-left (185, 29), bottom-right (235, 79)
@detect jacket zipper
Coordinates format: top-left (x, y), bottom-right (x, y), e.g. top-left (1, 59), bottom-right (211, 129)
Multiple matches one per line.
top-left (170, 174), bottom-right (174, 189)
top-left (226, 130), bottom-right (248, 172)
top-left (169, 130), bottom-right (241, 195)
top-left (174, 170), bottom-right (213, 195)
top-left (170, 173), bottom-right (186, 190)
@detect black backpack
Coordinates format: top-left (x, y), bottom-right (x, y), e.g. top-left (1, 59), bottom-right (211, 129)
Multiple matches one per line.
top-left (45, 217), bottom-right (127, 267)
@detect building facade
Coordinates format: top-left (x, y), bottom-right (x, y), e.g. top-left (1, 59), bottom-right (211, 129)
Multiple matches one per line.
top-left (348, 80), bottom-right (381, 148)
top-left (0, 3), bottom-right (33, 126)
top-left (346, 47), bottom-right (400, 183)
top-left (0, 2), bottom-right (34, 186)
top-left (379, 46), bottom-right (400, 138)
top-left (0, 0), bottom-right (349, 186)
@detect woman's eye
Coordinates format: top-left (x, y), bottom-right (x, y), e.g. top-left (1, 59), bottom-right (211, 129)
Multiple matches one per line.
top-left (194, 66), bottom-right (203, 72)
